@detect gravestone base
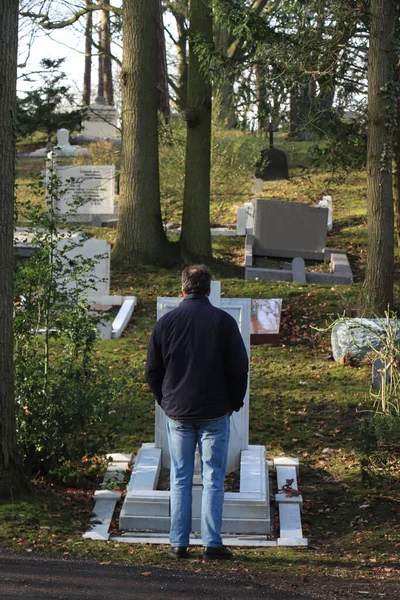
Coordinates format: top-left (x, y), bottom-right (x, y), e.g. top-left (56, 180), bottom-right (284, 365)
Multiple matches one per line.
top-left (119, 443), bottom-right (270, 536)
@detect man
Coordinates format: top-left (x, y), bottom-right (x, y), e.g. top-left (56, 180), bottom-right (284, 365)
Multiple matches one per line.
top-left (145, 265), bottom-right (249, 560)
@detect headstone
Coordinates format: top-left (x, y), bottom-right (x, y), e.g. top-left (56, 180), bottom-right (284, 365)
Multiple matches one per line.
top-left (236, 207), bottom-right (247, 236)
top-left (250, 298), bottom-right (282, 345)
top-left (255, 148), bottom-right (289, 181)
top-left (52, 165), bottom-right (116, 219)
top-left (29, 128), bottom-right (89, 158)
top-left (57, 236), bottom-right (111, 301)
top-left (331, 319), bottom-right (400, 362)
top-left (253, 178), bottom-right (264, 193)
top-left (81, 103), bottom-right (120, 140)
top-left (372, 358), bottom-right (390, 389)
top-left (292, 257), bottom-right (306, 283)
top-left (252, 199), bottom-right (328, 260)
top-left (244, 202), bottom-right (254, 232)
top-left (315, 195), bottom-right (333, 231)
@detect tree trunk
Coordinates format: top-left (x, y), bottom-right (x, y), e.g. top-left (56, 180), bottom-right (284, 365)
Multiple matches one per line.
top-left (114, 0), bottom-right (178, 264)
top-left (82, 0), bottom-right (92, 106)
top-left (393, 65), bottom-right (400, 246)
top-left (255, 62), bottom-right (268, 134)
top-left (99, 0), bottom-right (114, 105)
top-left (215, 24), bottom-right (237, 128)
top-left (0, 0), bottom-right (24, 497)
top-left (170, 2), bottom-right (188, 111)
top-left (156, 0), bottom-right (170, 120)
top-left (180, 0), bottom-right (213, 262)
top-left (362, 0), bottom-right (394, 314)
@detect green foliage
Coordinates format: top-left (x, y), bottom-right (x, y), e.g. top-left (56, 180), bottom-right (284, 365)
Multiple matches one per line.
top-left (308, 112), bottom-right (367, 182)
top-left (14, 161), bottom-right (133, 480)
top-left (17, 58), bottom-right (84, 142)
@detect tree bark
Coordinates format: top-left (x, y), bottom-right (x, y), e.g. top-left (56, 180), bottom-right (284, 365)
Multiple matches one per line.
top-left (393, 65), bottom-right (400, 246)
top-left (180, 0), bottom-right (213, 262)
top-left (169, 1), bottom-right (189, 111)
top-left (114, 0), bottom-right (178, 264)
top-left (363, 0), bottom-right (394, 314)
top-left (82, 0), bottom-right (92, 105)
top-left (156, 0), bottom-right (170, 120)
top-left (0, 0), bottom-right (24, 497)
top-left (99, 0), bottom-right (114, 105)
top-left (255, 62), bottom-right (268, 134)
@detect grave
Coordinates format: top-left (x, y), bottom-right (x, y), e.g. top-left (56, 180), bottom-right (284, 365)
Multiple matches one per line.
top-left (315, 195), bottom-right (333, 231)
top-left (255, 147), bottom-right (289, 181)
top-left (254, 125), bottom-right (289, 182)
top-left (236, 202), bottom-right (254, 236)
top-left (119, 281), bottom-right (271, 538)
top-left (30, 128), bottom-right (89, 158)
top-left (81, 103), bottom-right (120, 140)
top-left (14, 229), bottom-right (136, 340)
top-left (250, 298), bottom-right (282, 345)
top-left (50, 163), bottom-right (117, 225)
top-left (245, 199), bottom-right (353, 284)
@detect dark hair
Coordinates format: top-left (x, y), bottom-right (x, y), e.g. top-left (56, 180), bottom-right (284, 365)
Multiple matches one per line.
top-left (181, 264), bottom-right (212, 295)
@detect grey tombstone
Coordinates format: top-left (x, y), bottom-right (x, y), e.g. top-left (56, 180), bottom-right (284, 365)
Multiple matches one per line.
top-left (292, 257), bottom-right (307, 283)
top-left (372, 358), bottom-right (390, 389)
top-left (252, 199), bottom-right (328, 260)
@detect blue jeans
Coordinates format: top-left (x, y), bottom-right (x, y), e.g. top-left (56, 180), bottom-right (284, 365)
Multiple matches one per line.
top-left (166, 414), bottom-right (230, 547)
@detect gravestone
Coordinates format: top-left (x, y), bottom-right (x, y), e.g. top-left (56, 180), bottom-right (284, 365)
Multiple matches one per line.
top-left (30, 128), bottom-right (89, 158)
top-left (81, 103), bottom-right (120, 140)
top-left (253, 178), bottom-right (264, 193)
top-left (292, 257), bottom-right (306, 283)
top-left (52, 165), bottom-right (116, 223)
top-left (57, 236), bottom-right (110, 300)
top-left (255, 148), bottom-right (289, 181)
top-left (253, 199), bottom-right (328, 260)
top-left (119, 282), bottom-right (270, 536)
top-left (316, 195), bottom-right (333, 231)
top-left (250, 298), bottom-right (282, 345)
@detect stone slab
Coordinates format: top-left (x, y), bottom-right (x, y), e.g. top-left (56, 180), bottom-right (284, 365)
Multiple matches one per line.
top-left (331, 318), bottom-right (400, 362)
top-left (274, 457), bottom-right (299, 474)
top-left (278, 503), bottom-right (304, 539)
top-left (250, 298), bottom-right (282, 346)
top-left (236, 206), bottom-right (247, 236)
top-left (292, 257), bottom-right (307, 284)
top-left (245, 267), bottom-right (292, 282)
top-left (107, 453), bottom-right (132, 463)
top-left (111, 535), bottom-right (277, 547)
top-left (111, 298), bottom-right (137, 339)
top-left (82, 498), bottom-right (117, 541)
top-left (253, 199), bottom-right (328, 258)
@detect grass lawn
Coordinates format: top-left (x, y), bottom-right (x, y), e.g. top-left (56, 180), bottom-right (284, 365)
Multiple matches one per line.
top-left (5, 130), bottom-right (400, 599)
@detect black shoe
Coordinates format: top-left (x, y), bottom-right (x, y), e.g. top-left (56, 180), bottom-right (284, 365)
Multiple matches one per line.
top-left (168, 546), bottom-right (187, 559)
top-left (203, 545), bottom-right (233, 560)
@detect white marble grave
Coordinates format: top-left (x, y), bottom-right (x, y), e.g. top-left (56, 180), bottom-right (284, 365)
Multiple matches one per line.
top-left (81, 103), bottom-right (120, 140)
top-left (53, 164), bottom-right (116, 217)
top-left (30, 128), bottom-right (89, 158)
top-left (119, 281), bottom-right (271, 537)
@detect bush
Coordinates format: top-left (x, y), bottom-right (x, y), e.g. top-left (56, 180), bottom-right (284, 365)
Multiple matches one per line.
top-left (14, 161), bottom-right (134, 481)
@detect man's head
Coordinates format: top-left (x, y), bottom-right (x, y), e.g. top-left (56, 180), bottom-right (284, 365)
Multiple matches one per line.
top-left (181, 264), bottom-right (212, 296)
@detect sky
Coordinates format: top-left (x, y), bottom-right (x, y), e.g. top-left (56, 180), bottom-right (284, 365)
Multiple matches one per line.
top-left (17, 1), bottom-right (124, 103)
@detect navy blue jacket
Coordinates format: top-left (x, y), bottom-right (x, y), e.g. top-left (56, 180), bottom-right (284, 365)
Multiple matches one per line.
top-left (145, 294), bottom-right (249, 420)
